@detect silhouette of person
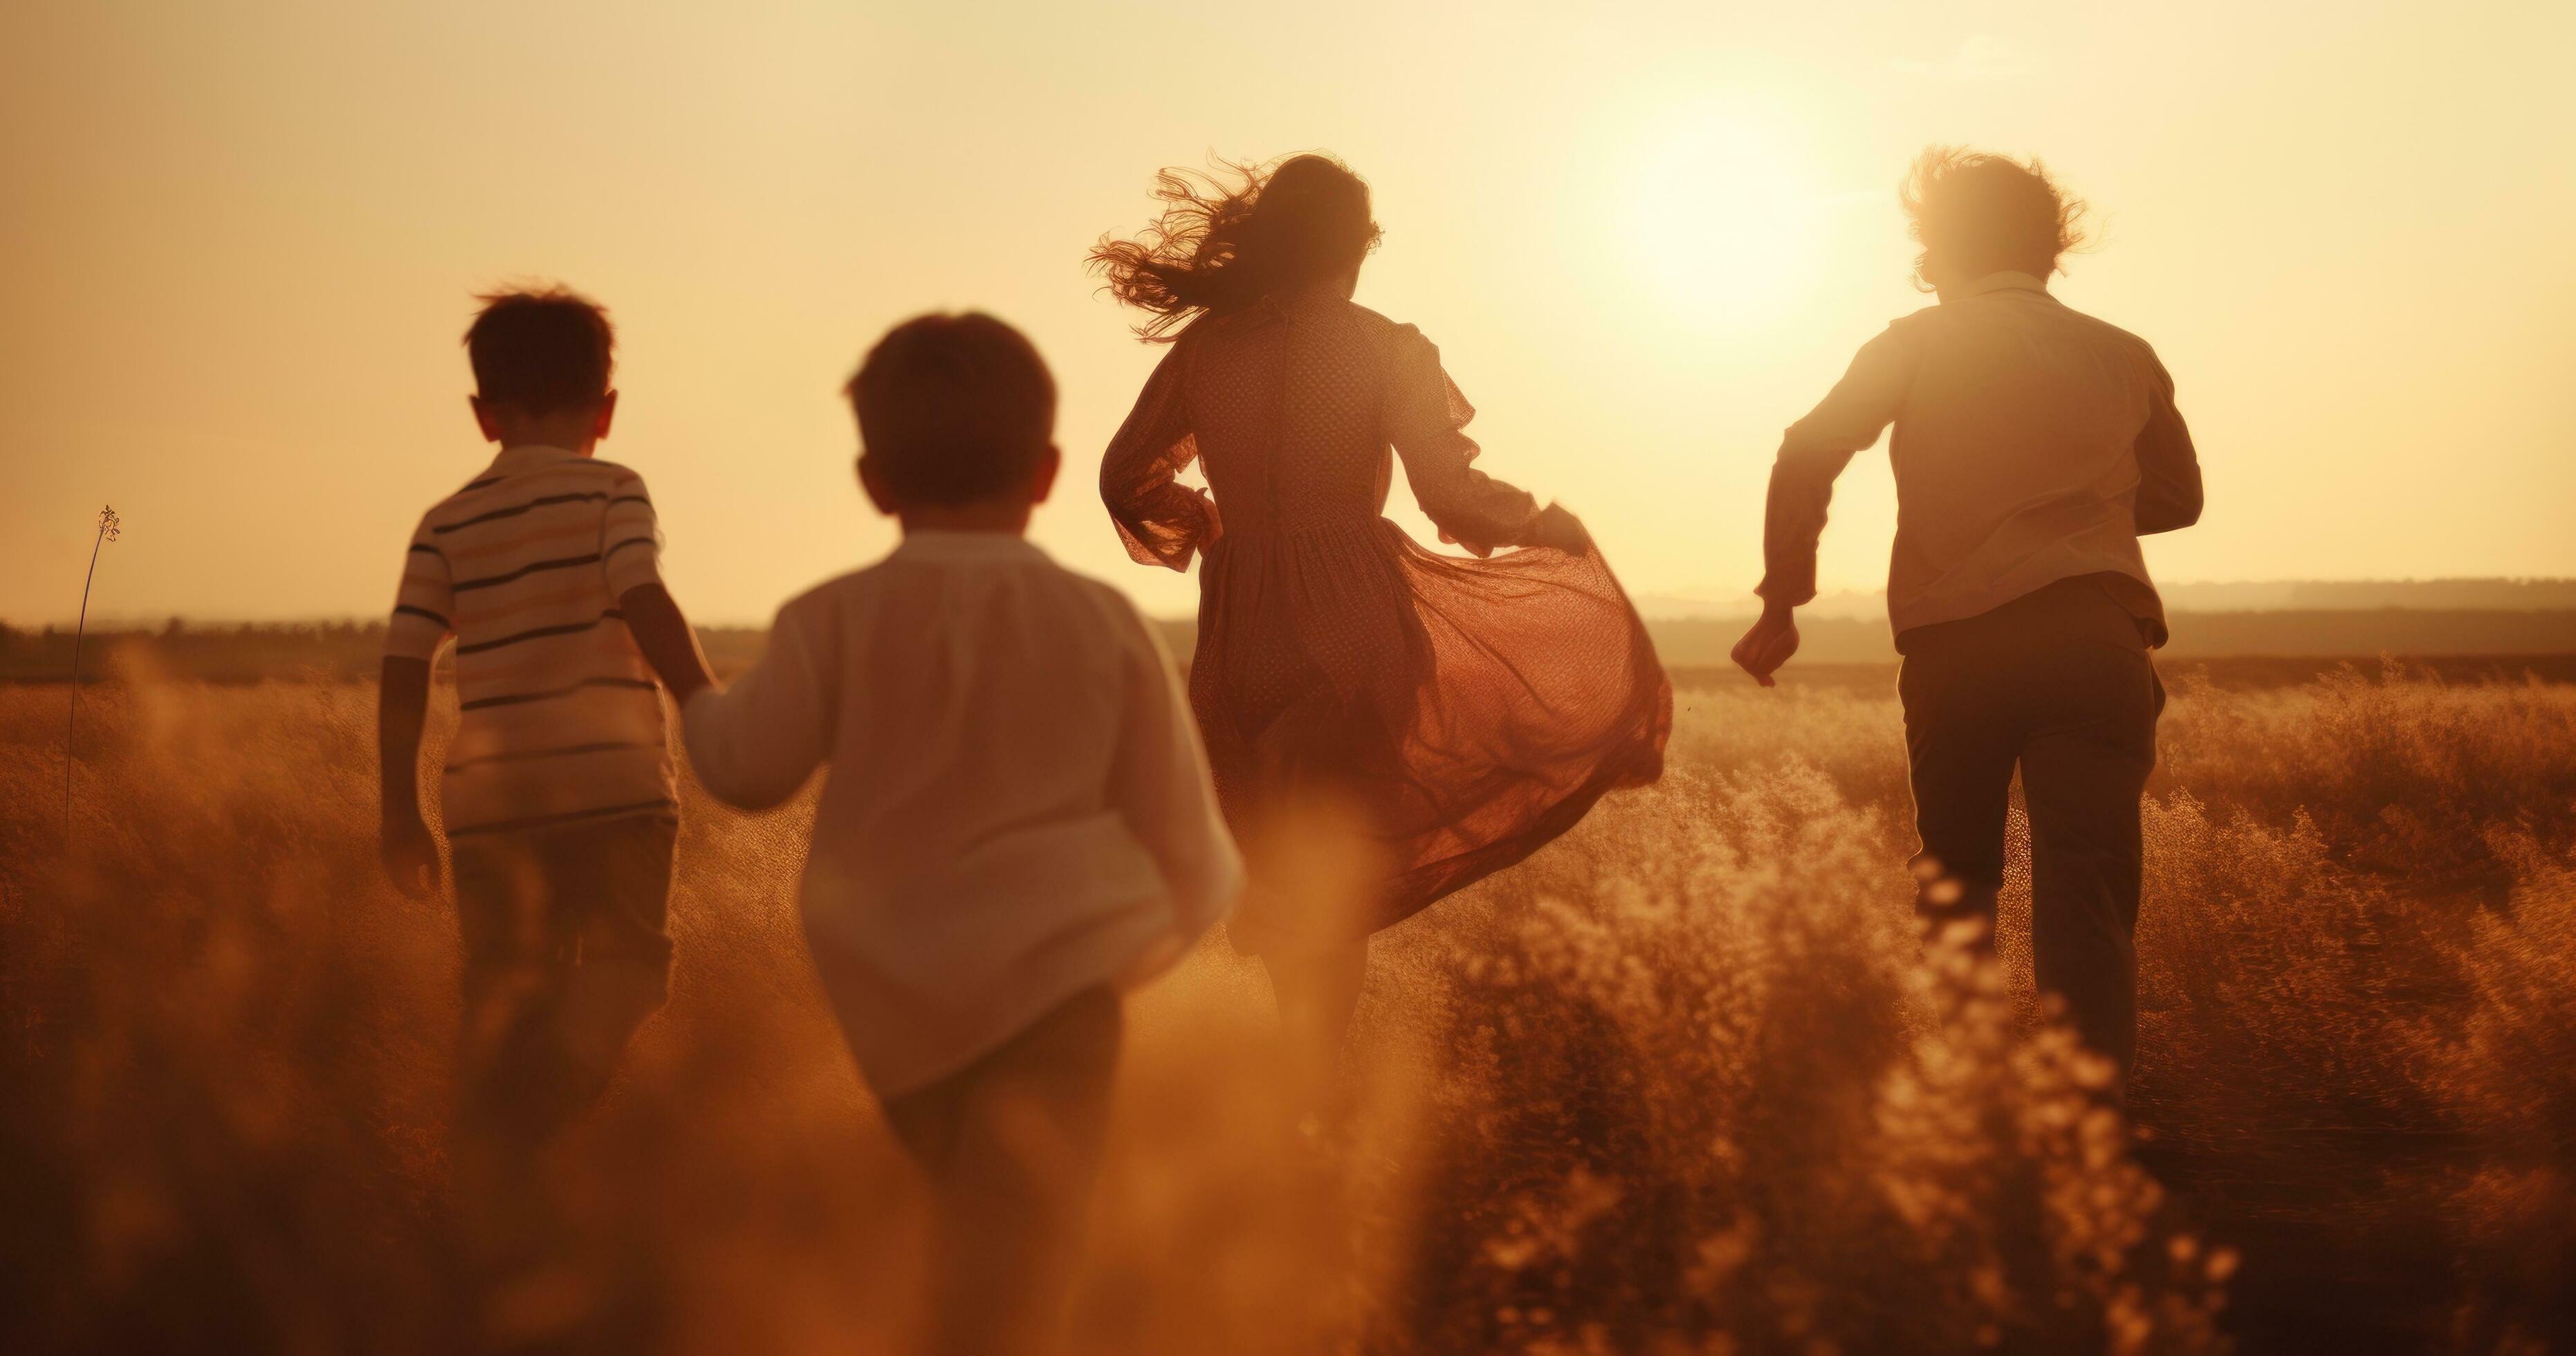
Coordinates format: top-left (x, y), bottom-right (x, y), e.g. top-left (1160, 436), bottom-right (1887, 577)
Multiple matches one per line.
top-left (1094, 154), bottom-right (1671, 1099)
top-left (1733, 148), bottom-right (2202, 1092)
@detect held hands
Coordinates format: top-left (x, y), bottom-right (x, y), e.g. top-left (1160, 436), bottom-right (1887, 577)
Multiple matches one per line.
top-left (380, 811), bottom-right (440, 901)
top-left (1731, 603), bottom-right (1801, 688)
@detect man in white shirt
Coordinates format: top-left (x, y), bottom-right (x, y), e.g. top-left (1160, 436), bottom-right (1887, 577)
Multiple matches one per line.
top-left (1733, 149), bottom-right (2203, 1092)
top-left (679, 313), bottom-right (1240, 1355)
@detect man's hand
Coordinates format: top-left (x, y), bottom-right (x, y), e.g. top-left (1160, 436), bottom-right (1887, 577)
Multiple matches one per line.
top-left (380, 811), bottom-right (440, 901)
top-left (1731, 602), bottom-right (1801, 688)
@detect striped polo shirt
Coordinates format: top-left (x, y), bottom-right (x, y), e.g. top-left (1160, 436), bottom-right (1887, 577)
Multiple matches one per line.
top-left (386, 443), bottom-right (677, 837)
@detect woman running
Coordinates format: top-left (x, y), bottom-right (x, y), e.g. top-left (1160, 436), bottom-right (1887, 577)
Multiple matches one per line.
top-left (1092, 154), bottom-right (1671, 1088)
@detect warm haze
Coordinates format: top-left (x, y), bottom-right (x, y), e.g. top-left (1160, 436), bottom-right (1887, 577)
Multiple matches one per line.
top-left (3, 0), bottom-right (2572, 627)
top-left (13, 6), bottom-right (2576, 1351)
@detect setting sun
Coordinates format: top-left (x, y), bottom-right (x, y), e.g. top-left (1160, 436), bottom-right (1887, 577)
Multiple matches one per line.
top-left (1625, 104), bottom-right (1829, 327)
top-left (7, 3), bottom-right (2576, 1350)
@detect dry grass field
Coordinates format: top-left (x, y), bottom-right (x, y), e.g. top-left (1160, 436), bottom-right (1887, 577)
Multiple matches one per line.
top-left (4, 661), bottom-right (2574, 1353)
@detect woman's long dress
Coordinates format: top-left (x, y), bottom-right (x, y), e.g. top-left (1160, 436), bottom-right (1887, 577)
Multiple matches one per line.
top-left (1102, 287), bottom-right (1671, 954)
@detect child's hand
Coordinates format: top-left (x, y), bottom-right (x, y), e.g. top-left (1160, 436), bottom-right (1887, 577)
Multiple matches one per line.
top-left (380, 813), bottom-right (441, 901)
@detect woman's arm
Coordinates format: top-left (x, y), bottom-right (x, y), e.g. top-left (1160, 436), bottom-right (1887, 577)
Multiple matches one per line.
top-left (1102, 342), bottom-right (1218, 570)
top-left (1384, 326), bottom-right (1549, 556)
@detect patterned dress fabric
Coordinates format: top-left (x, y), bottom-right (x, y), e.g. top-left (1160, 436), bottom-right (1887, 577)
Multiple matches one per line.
top-left (1103, 286), bottom-right (1672, 953)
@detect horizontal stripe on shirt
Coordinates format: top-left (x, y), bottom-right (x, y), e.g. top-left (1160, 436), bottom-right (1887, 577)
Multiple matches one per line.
top-left (433, 491), bottom-right (610, 535)
top-left (445, 689), bottom-right (663, 756)
top-left (459, 674), bottom-right (659, 711)
top-left (453, 553), bottom-right (605, 594)
top-left (432, 472), bottom-right (632, 529)
top-left (445, 738), bottom-right (662, 772)
top-left (445, 461), bottom-right (632, 504)
top-left (389, 446), bottom-right (672, 836)
top-left (445, 517), bottom-right (608, 569)
top-left (444, 741), bottom-right (665, 787)
top-left (454, 610), bottom-right (625, 657)
top-left (460, 580), bottom-right (607, 628)
top-left (457, 636), bottom-right (639, 704)
top-left (446, 797), bottom-right (678, 838)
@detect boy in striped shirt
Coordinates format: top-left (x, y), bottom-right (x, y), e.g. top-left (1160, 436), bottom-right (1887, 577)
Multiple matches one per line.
top-left (378, 286), bottom-right (715, 1180)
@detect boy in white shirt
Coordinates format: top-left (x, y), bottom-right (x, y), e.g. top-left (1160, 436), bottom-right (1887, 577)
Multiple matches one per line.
top-left (679, 313), bottom-right (1240, 1355)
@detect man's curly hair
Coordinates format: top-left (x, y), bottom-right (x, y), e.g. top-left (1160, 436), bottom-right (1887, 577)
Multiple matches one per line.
top-left (1899, 147), bottom-right (2090, 290)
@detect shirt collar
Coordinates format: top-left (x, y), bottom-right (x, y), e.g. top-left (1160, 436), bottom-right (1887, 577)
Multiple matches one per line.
top-left (890, 529), bottom-right (1049, 565)
top-left (486, 443), bottom-right (586, 476)
top-left (1951, 271), bottom-right (2054, 301)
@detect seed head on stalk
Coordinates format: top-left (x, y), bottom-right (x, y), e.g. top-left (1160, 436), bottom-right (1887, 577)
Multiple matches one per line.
top-left (65, 504), bottom-right (122, 836)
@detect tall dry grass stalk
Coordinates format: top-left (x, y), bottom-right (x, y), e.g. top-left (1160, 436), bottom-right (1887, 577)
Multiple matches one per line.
top-left (62, 504), bottom-right (120, 836)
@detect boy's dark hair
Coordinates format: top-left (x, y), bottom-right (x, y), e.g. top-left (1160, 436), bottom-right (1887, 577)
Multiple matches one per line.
top-left (847, 313), bottom-right (1056, 506)
top-left (1900, 147), bottom-right (2089, 289)
top-left (464, 286), bottom-right (616, 412)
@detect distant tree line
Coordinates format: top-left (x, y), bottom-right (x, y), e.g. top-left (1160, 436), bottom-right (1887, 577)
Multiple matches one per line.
top-left (8, 608), bottom-right (2576, 686)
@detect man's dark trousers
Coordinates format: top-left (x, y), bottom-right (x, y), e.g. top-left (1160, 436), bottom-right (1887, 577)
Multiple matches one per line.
top-left (1897, 574), bottom-right (2164, 1079)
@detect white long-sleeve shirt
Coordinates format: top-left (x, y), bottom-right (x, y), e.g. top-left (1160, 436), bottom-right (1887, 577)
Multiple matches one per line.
top-left (1757, 271), bottom-right (2204, 642)
top-left (681, 530), bottom-right (1241, 1097)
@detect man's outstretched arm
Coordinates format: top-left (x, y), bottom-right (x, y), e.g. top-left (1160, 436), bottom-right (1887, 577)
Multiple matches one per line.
top-left (378, 655), bottom-right (439, 899)
top-left (1734, 325), bottom-right (1913, 686)
top-left (1732, 449), bottom-right (1851, 687)
top-left (2133, 361), bottom-right (2202, 535)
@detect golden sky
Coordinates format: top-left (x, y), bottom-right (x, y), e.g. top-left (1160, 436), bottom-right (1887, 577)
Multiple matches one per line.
top-left (3, 0), bottom-right (2570, 625)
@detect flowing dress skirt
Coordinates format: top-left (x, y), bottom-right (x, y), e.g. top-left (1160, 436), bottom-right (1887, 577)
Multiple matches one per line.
top-left (1103, 290), bottom-right (1672, 955)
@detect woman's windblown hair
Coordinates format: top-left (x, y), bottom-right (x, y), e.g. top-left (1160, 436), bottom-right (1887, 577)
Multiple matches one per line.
top-left (1090, 154), bottom-right (1383, 341)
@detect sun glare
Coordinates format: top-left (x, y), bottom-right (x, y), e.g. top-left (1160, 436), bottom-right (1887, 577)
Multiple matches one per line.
top-left (1628, 108), bottom-right (1825, 328)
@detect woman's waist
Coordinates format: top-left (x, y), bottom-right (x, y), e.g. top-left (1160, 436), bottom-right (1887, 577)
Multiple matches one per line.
top-left (1211, 512), bottom-right (1397, 546)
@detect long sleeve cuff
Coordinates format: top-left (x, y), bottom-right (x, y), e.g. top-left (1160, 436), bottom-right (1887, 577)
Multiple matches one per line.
top-left (1754, 569), bottom-right (1816, 608)
top-left (1756, 451), bottom-right (1837, 607)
